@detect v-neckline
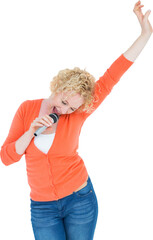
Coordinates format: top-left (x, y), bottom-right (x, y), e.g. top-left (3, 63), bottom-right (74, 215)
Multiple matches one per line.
top-left (32, 98), bottom-right (62, 156)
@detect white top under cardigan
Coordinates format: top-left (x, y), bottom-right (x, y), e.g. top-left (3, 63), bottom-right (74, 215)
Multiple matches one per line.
top-left (34, 133), bottom-right (55, 154)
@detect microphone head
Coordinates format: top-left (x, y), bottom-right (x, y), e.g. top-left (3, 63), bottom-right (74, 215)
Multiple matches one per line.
top-left (49, 113), bottom-right (59, 123)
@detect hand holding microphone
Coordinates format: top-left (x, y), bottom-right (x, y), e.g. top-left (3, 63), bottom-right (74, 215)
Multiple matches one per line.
top-left (28, 113), bottom-right (59, 137)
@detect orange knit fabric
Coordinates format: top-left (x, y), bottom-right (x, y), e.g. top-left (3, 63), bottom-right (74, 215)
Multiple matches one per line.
top-left (0, 54), bottom-right (134, 201)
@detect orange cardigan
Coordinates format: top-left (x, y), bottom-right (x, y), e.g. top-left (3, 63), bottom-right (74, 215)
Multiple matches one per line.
top-left (0, 54), bottom-right (134, 201)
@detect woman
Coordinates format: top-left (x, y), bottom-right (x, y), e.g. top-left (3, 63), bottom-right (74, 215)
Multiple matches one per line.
top-left (0, 1), bottom-right (152, 240)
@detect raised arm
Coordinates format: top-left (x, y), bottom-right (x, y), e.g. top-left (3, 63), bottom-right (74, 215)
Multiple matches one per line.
top-left (123, 1), bottom-right (152, 62)
top-left (82, 1), bottom-right (152, 120)
top-left (81, 54), bottom-right (134, 120)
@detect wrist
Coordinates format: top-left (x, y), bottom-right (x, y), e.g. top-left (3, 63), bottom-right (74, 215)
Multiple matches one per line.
top-left (27, 129), bottom-right (34, 139)
top-left (141, 31), bottom-right (152, 38)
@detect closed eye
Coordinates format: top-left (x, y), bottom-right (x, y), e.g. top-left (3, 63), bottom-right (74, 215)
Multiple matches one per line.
top-left (62, 101), bottom-right (66, 105)
top-left (62, 101), bottom-right (75, 111)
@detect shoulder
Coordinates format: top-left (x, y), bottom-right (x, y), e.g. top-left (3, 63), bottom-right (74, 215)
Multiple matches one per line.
top-left (20, 98), bottom-right (42, 108)
top-left (17, 98), bottom-right (42, 116)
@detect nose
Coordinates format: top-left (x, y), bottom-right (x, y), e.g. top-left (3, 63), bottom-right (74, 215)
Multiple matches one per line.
top-left (61, 105), bottom-right (70, 114)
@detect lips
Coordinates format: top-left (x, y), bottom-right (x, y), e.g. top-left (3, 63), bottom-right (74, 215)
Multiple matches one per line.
top-left (53, 107), bottom-right (60, 115)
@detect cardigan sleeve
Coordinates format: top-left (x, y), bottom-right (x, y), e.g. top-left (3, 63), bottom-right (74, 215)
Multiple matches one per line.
top-left (82, 53), bottom-right (134, 120)
top-left (0, 100), bottom-right (27, 166)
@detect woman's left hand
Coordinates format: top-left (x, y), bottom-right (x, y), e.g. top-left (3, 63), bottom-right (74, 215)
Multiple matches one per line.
top-left (133, 0), bottom-right (153, 35)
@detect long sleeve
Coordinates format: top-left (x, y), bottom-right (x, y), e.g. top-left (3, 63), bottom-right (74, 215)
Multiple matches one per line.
top-left (0, 100), bottom-right (27, 166)
top-left (82, 53), bottom-right (134, 120)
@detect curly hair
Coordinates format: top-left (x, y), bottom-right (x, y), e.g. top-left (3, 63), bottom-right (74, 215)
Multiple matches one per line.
top-left (49, 67), bottom-right (97, 113)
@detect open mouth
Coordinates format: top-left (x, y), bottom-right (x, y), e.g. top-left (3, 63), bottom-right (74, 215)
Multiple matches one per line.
top-left (53, 107), bottom-right (60, 115)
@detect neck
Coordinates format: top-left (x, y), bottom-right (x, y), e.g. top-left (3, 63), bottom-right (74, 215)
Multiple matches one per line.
top-left (44, 95), bottom-right (54, 113)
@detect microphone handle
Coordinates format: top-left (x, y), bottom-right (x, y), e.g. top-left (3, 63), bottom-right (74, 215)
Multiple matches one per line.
top-left (34, 125), bottom-right (47, 137)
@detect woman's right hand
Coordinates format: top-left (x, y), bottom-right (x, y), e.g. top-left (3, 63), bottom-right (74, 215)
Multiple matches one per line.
top-left (28, 114), bottom-right (53, 136)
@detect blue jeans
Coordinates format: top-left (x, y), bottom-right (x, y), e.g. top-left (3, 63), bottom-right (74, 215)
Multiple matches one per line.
top-left (30, 176), bottom-right (98, 240)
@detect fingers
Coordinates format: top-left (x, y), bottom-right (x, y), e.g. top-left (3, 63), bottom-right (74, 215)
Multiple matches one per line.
top-left (136, 0), bottom-right (142, 5)
top-left (133, 1), bottom-right (144, 14)
top-left (41, 115), bottom-right (53, 127)
top-left (34, 115), bottom-right (53, 127)
top-left (32, 122), bottom-right (44, 127)
top-left (135, 1), bottom-right (144, 8)
top-left (138, 5), bottom-right (144, 8)
top-left (136, 0), bottom-right (141, 5)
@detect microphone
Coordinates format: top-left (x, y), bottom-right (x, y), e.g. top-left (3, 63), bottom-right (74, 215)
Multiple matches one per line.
top-left (34, 113), bottom-right (59, 137)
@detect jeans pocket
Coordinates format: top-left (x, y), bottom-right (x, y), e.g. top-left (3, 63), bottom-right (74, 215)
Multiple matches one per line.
top-left (74, 181), bottom-right (93, 197)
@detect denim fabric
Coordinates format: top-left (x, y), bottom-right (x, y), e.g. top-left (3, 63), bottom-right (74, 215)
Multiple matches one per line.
top-left (30, 176), bottom-right (98, 240)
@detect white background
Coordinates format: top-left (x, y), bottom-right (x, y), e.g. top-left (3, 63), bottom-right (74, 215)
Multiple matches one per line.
top-left (0, 0), bottom-right (153, 239)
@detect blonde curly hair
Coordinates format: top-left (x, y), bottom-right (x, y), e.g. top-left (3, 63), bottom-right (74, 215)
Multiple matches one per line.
top-left (49, 67), bottom-right (97, 114)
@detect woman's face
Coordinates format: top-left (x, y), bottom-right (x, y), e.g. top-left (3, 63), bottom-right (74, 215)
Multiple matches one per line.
top-left (46, 92), bottom-right (84, 115)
